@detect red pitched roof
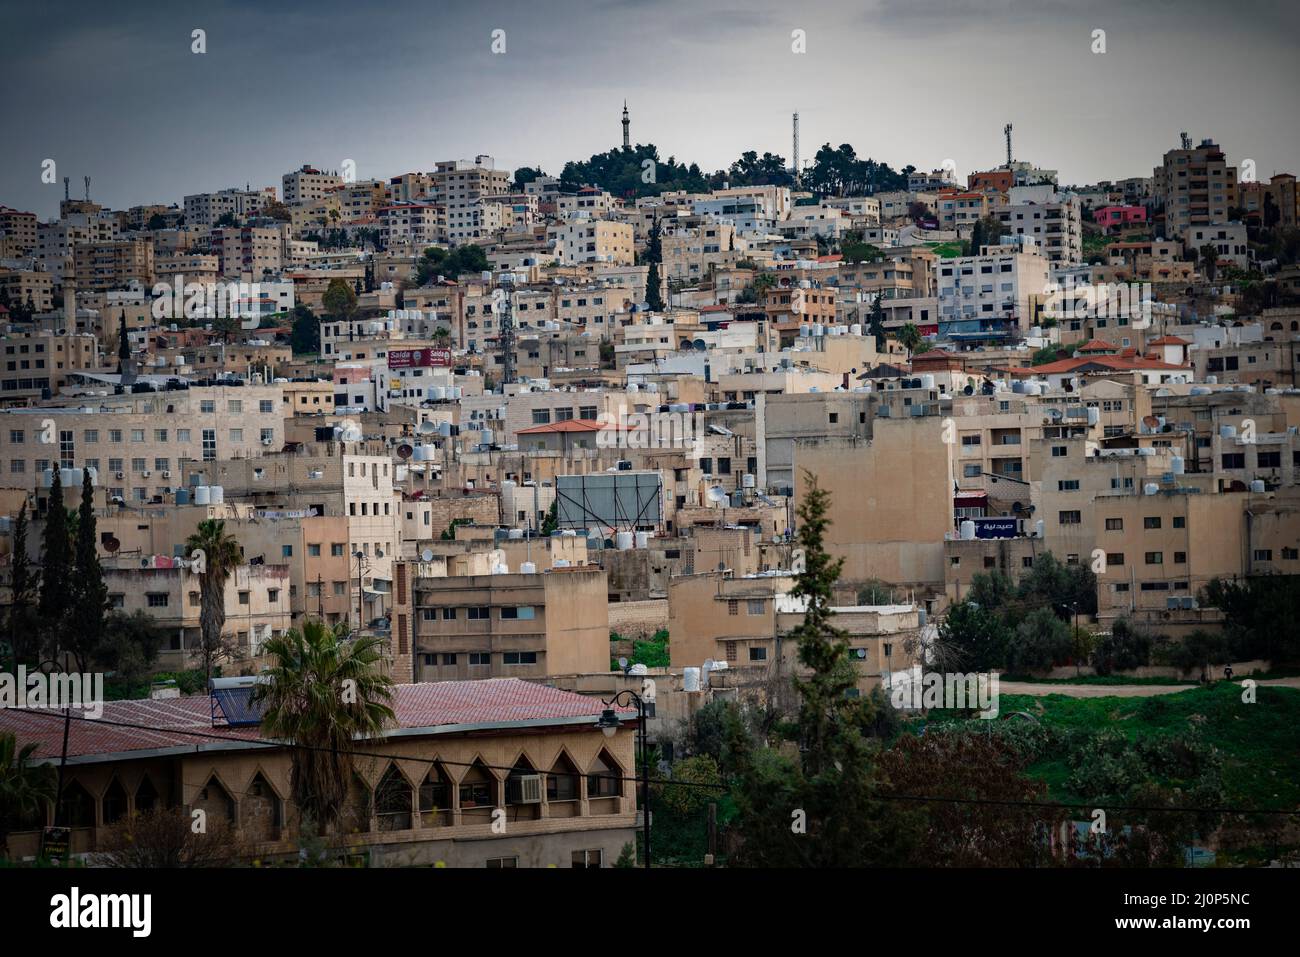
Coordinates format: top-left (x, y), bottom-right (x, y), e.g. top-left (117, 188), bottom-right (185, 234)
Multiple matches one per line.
top-left (1016, 355), bottom-right (1189, 375)
top-left (1076, 339), bottom-right (1118, 353)
top-left (0, 678), bottom-right (620, 763)
top-left (516, 418), bottom-right (611, 435)
top-left (1149, 335), bottom-right (1190, 345)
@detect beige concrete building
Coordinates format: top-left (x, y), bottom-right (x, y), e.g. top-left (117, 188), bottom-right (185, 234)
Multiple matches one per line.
top-left (1155, 139), bottom-right (1237, 240)
top-left (400, 565), bottom-right (610, 684)
top-left (0, 680), bottom-right (638, 868)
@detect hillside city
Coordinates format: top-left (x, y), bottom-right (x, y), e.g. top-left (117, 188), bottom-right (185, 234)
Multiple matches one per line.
top-left (1, 110), bottom-right (1298, 872)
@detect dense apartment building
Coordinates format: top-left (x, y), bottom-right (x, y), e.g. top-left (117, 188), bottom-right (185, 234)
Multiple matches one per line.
top-left (1155, 138), bottom-right (1237, 240)
top-left (0, 385), bottom-right (284, 499)
top-left (72, 238), bottom-right (155, 291)
top-left (282, 164), bottom-right (343, 205)
top-left (183, 187), bottom-right (276, 227)
top-left (401, 564), bottom-right (609, 683)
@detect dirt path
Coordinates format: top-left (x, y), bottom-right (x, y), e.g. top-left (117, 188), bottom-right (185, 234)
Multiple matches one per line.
top-left (998, 676), bottom-right (1300, 698)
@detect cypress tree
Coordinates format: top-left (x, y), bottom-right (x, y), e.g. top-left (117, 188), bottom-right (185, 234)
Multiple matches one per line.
top-left (70, 469), bottom-right (109, 672)
top-left (38, 470), bottom-right (72, 660)
top-left (5, 503), bottom-right (40, 667)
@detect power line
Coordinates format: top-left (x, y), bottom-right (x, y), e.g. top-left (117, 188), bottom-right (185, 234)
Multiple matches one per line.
top-left (13, 706), bottom-right (1299, 818)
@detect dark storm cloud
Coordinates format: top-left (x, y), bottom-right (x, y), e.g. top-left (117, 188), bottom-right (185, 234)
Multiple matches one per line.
top-left (1, 0), bottom-right (1296, 218)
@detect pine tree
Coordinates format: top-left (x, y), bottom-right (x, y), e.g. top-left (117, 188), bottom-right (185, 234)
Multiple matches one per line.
top-left (38, 470), bottom-right (72, 661)
top-left (69, 469), bottom-right (109, 672)
top-left (788, 472), bottom-right (855, 776)
top-left (969, 218), bottom-right (984, 256)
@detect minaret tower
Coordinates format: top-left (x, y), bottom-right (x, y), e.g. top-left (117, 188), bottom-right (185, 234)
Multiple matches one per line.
top-left (622, 101), bottom-right (630, 149)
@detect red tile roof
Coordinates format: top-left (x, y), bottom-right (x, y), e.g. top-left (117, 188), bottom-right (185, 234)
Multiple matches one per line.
top-left (516, 418), bottom-right (611, 435)
top-left (1076, 339), bottom-right (1118, 353)
top-left (0, 679), bottom-right (619, 763)
top-left (1012, 355), bottom-right (1189, 375)
top-left (1149, 335), bottom-right (1190, 345)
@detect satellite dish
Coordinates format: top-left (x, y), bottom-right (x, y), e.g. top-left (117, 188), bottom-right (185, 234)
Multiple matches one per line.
top-left (396, 443), bottom-right (414, 460)
top-left (617, 656), bottom-right (629, 670)
top-left (420, 548), bottom-right (434, 562)
top-left (104, 536), bottom-right (120, 553)
top-left (418, 420), bottom-right (437, 434)
top-left (706, 485), bottom-right (729, 504)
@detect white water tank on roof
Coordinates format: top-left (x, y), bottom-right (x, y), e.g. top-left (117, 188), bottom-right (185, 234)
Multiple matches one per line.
top-left (683, 667), bottom-right (702, 692)
top-left (195, 486), bottom-right (212, 505)
top-left (959, 520), bottom-right (976, 540)
top-left (210, 485), bottom-right (224, 504)
top-left (1251, 480), bottom-right (1266, 493)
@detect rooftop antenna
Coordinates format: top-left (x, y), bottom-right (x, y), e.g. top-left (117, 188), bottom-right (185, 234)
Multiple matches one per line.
top-left (63, 176), bottom-right (69, 202)
top-left (1004, 123), bottom-right (1013, 167)
top-left (792, 112), bottom-right (800, 188)
top-left (84, 176), bottom-right (91, 202)
top-left (1180, 131), bottom-right (1192, 150)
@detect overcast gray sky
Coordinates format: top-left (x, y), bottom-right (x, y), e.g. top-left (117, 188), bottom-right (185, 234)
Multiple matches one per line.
top-left (2, 0), bottom-right (1297, 218)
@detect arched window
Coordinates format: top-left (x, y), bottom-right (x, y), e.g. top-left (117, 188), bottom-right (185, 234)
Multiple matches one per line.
top-left (195, 777), bottom-right (236, 824)
top-left (548, 753), bottom-right (580, 802)
top-left (342, 774), bottom-right (372, 834)
top-left (58, 781), bottom-right (94, 829)
top-left (102, 777), bottom-right (129, 825)
top-left (458, 759), bottom-right (496, 823)
top-left (135, 776), bottom-right (160, 814)
top-left (375, 765), bottom-right (413, 832)
top-left (419, 764), bottom-right (452, 826)
top-left (587, 749), bottom-right (623, 800)
top-left (505, 756), bottom-right (541, 820)
top-left (242, 772), bottom-right (281, 842)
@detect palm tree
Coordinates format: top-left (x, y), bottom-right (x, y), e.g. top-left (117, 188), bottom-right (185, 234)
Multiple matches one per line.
top-left (184, 519), bottom-right (243, 680)
top-left (253, 620), bottom-right (395, 834)
top-left (898, 322), bottom-right (923, 357)
top-left (0, 732), bottom-right (57, 859)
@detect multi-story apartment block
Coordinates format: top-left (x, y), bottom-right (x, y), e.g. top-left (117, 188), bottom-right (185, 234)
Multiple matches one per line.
top-left (36, 213), bottom-right (120, 286)
top-left (1155, 138), bottom-right (1236, 240)
top-left (548, 221), bottom-right (634, 266)
top-left (282, 164), bottom-right (343, 205)
top-left (0, 206), bottom-right (38, 255)
top-left (183, 187), bottom-right (276, 227)
top-left (72, 238), bottom-right (155, 291)
top-left (935, 238), bottom-right (1052, 335)
top-left (209, 225), bottom-right (283, 280)
top-left (0, 385), bottom-right (285, 499)
top-left (0, 331), bottom-right (100, 404)
top-left (992, 186), bottom-right (1083, 265)
top-left (402, 565), bottom-right (609, 682)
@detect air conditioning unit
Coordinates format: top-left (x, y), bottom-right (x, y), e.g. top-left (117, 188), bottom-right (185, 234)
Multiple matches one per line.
top-left (162, 470), bottom-right (172, 479)
top-left (261, 437), bottom-right (274, 446)
top-left (514, 774), bottom-right (543, 804)
top-left (115, 471), bottom-right (125, 479)
top-left (141, 470), bottom-right (151, 478)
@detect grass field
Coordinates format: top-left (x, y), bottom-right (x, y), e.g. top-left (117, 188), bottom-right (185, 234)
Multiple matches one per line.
top-left (997, 683), bottom-right (1300, 811)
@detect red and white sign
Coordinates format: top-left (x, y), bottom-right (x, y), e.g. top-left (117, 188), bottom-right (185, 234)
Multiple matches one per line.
top-left (388, 348), bottom-right (451, 369)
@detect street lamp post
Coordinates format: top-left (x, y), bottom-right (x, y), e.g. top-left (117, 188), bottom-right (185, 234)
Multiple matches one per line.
top-left (597, 689), bottom-right (650, 868)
